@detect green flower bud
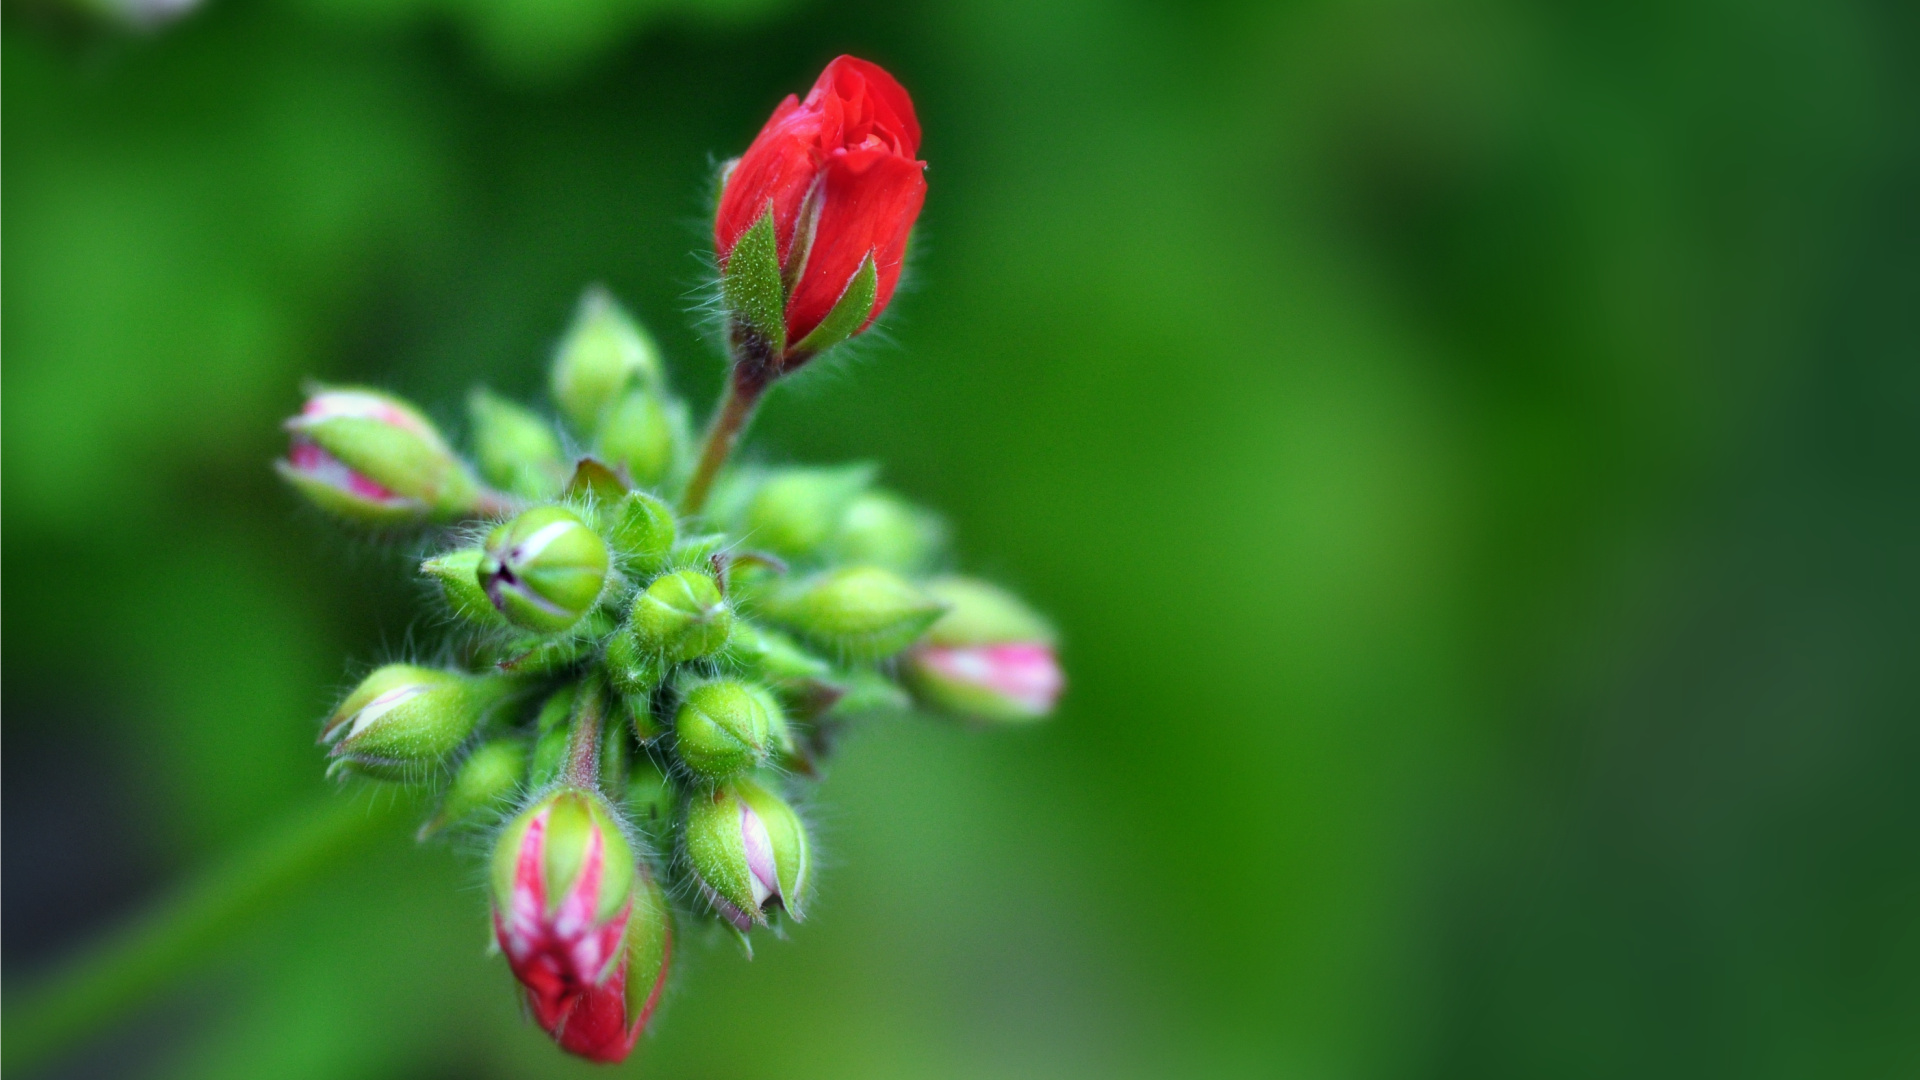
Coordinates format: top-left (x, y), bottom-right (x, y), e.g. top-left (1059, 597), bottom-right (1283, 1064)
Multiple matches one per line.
top-left (668, 533), bottom-right (728, 572)
top-left (322, 665), bottom-right (509, 781)
top-left (684, 777), bottom-right (810, 930)
top-left (746, 682), bottom-right (796, 759)
top-left (278, 387), bottom-right (480, 525)
top-left (673, 679), bottom-right (773, 781)
top-left (831, 491), bottom-right (946, 574)
top-left (420, 737), bottom-right (528, 837)
top-left (697, 467), bottom-right (761, 531)
top-left (613, 864), bottom-right (674, 1053)
top-left (479, 506), bottom-right (610, 633)
top-left (625, 756), bottom-right (678, 843)
top-left (764, 566), bottom-right (946, 661)
top-left (564, 456), bottom-right (631, 505)
top-left (628, 569), bottom-right (732, 663)
top-left (827, 668), bottom-right (913, 717)
top-left (604, 627), bottom-right (666, 696)
top-left (595, 388), bottom-right (677, 490)
top-left (724, 623), bottom-right (832, 687)
top-left (608, 491), bottom-right (676, 574)
top-left (743, 464), bottom-right (875, 559)
top-left (468, 388), bottom-right (566, 500)
top-left (552, 287), bottom-right (660, 434)
top-left (421, 548), bottom-right (504, 626)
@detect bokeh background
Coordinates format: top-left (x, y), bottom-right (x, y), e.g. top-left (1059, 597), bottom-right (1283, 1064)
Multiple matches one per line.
top-left (7, 0), bottom-right (1919, 1076)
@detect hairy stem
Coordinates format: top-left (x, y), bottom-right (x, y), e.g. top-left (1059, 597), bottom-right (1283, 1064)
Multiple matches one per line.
top-left (4, 792), bottom-right (413, 1075)
top-left (682, 327), bottom-right (778, 516)
top-left (563, 676), bottom-right (608, 789)
top-left (682, 378), bottom-right (763, 517)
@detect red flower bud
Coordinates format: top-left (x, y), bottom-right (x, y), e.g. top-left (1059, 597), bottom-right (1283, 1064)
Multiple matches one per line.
top-left (491, 789), bottom-right (636, 1042)
top-left (714, 55), bottom-right (926, 362)
top-left (547, 865), bottom-right (674, 1063)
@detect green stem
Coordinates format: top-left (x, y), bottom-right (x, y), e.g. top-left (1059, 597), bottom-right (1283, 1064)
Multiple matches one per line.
top-left (563, 676), bottom-right (607, 789)
top-left (681, 375), bottom-right (765, 518)
top-left (4, 792), bottom-right (411, 1075)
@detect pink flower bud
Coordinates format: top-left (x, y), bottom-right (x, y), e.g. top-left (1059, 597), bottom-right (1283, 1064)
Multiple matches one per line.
top-left (910, 642), bottom-right (1064, 721)
top-left (286, 437), bottom-right (407, 505)
top-left (276, 387), bottom-right (479, 525)
top-left (490, 789), bottom-right (637, 1037)
top-left (905, 577), bottom-right (1064, 722)
top-left (684, 778), bottom-right (810, 932)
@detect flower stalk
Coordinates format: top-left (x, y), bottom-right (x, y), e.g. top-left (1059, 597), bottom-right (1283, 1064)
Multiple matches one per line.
top-left (4, 793), bottom-right (412, 1076)
top-left (563, 675), bottom-right (608, 788)
top-left (681, 366), bottom-right (768, 516)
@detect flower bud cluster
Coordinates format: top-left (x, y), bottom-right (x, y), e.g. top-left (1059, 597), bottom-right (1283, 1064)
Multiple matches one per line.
top-left (281, 57), bottom-right (1058, 1067)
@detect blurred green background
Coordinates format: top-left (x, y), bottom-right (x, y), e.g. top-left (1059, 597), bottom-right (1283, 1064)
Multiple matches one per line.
top-left (6, 0), bottom-right (1919, 1076)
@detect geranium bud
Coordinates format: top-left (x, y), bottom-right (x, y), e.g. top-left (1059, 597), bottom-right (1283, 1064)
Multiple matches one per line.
top-left (743, 464), bottom-right (875, 559)
top-left (491, 788), bottom-right (637, 1039)
top-left (625, 756), bottom-right (678, 843)
top-left (906, 577), bottom-right (1063, 722)
top-left (830, 669), bottom-right (913, 717)
top-left (685, 777), bottom-right (811, 930)
top-left (322, 665), bottom-right (509, 781)
top-left (672, 679), bottom-right (773, 781)
top-left (548, 864), bottom-right (674, 1063)
top-left (563, 456), bottom-right (630, 504)
top-left (908, 644), bottom-right (1062, 723)
top-left (604, 627), bottom-right (665, 697)
top-left (715, 56), bottom-right (927, 368)
top-left (609, 491), bottom-right (677, 574)
top-left (628, 569), bottom-right (732, 662)
top-left (747, 683), bottom-right (797, 759)
top-left (595, 388), bottom-right (678, 490)
top-left (420, 737), bottom-right (527, 838)
top-left (479, 506), bottom-right (610, 633)
top-left (831, 490), bottom-right (946, 573)
top-left (724, 622), bottom-right (832, 689)
top-left (469, 388), bottom-right (566, 500)
top-left (552, 286), bottom-right (660, 434)
top-left (277, 387), bottom-right (480, 525)
top-left (421, 548), bottom-right (505, 626)
top-left (667, 532), bottom-right (728, 573)
top-left (765, 565), bottom-right (946, 661)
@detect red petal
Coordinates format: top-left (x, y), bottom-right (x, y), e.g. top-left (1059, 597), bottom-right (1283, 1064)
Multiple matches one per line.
top-left (814, 56), bottom-right (920, 156)
top-left (554, 963), bottom-right (640, 1063)
top-left (784, 148), bottom-right (926, 343)
top-left (714, 94), bottom-right (820, 265)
